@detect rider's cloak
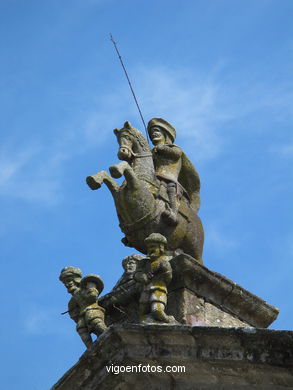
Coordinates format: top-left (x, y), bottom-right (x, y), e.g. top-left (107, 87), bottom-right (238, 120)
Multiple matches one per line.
top-left (178, 150), bottom-right (201, 213)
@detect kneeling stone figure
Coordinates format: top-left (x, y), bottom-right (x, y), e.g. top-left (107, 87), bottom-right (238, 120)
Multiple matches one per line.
top-left (59, 266), bottom-right (107, 348)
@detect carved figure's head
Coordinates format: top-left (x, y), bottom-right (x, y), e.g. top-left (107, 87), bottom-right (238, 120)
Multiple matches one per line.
top-left (122, 254), bottom-right (143, 274)
top-left (80, 274), bottom-right (104, 295)
top-left (59, 266), bottom-right (82, 294)
top-left (147, 118), bottom-right (176, 146)
top-left (145, 233), bottom-right (167, 259)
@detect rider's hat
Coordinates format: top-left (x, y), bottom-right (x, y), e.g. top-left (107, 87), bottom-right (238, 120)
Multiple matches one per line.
top-left (80, 274), bottom-right (104, 293)
top-left (59, 266), bottom-right (82, 282)
top-left (147, 118), bottom-right (176, 143)
top-left (145, 233), bottom-right (167, 246)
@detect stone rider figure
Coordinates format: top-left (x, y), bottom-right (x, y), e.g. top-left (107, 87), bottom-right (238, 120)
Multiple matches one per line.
top-left (147, 118), bottom-right (201, 225)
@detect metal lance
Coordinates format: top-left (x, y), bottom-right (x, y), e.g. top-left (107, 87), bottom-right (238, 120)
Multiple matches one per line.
top-left (109, 33), bottom-right (150, 143)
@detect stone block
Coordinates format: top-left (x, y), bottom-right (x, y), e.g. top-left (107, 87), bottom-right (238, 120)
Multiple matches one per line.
top-left (100, 254), bottom-right (279, 328)
top-left (51, 324), bottom-right (293, 390)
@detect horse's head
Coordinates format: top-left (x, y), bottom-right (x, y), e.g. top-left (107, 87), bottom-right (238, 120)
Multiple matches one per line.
top-left (113, 121), bottom-right (151, 161)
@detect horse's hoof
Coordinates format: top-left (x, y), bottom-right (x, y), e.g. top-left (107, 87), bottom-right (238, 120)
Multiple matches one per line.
top-left (86, 175), bottom-right (101, 190)
top-left (109, 165), bottom-right (122, 179)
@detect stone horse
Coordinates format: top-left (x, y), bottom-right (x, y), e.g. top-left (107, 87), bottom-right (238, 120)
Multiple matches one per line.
top-left (86, 122), bottom-right (204, 263)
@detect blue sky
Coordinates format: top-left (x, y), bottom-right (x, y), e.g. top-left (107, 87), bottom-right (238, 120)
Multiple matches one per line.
top-left (1, 0), bottom-right (292, 388)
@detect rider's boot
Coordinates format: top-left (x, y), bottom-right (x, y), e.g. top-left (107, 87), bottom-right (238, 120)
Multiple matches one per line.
top-left (162, 182), bottom-right (178, 226)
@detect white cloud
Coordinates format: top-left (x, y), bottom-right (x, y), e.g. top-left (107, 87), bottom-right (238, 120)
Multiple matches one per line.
top-left (0, 146), bottom-right (66, 205)
top-left (277, 143), bottom-right (293, 158)
top-left (113, 65), bottom-right (292, 161)
top-left (205, 222), bottom-right (239, 252)
top-left (269, 140), bottom-right (293, 161)
top-left (134, 66), bottom-right (229, 161)
top-left (2, 64), bottom-right (291, 206)
top-left (24, 307), bottom-right (51, 335)
top-left (23, 303), bottom-right (72, 336)
top-left (82, 92), bottom-right (132, 147)
top-left (78, 67), bottom-right (227, 162)
top-left (0, 107), bottom-right (114, 205)
top-left (0, 147), bottom-right (37, 187)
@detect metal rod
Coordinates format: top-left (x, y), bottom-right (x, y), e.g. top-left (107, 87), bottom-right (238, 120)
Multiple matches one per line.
top-left (110, 33), bottom-right (150, 143)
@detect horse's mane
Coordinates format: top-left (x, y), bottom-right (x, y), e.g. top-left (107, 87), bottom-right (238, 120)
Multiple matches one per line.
top-left (119, 122), bottom-right (150, 152)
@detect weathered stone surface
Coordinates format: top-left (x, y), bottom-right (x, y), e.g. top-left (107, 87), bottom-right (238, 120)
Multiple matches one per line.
top-left (51, 324), bottom-right (293, 390)
top-left (100, 254), bottom-right (279, 328)
top-left (86, 120), bottom-right (204, 262)
top-left (169, 254), bottom-right (279, 328)
top-left (134, 233), bottom-right (176, 324)
top-left (59, 267), bottom-right (107, 348)
top-left (168, 288), bottom-right (249, 327)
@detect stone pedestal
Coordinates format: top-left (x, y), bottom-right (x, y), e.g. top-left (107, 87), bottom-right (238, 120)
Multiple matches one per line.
top-left (52, 257), bottom-right (284, 389)
top-left (100, 254), bottom-right (279, 328)
top-left (51, 324), bottom-right (293, 390)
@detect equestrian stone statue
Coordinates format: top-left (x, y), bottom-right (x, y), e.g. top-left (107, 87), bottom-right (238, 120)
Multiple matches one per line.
top-left (86, 119), bottom-right (204, 263)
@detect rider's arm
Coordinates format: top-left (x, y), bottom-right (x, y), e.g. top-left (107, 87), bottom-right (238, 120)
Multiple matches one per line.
top-left (154, 144), bottom-right (182, 160)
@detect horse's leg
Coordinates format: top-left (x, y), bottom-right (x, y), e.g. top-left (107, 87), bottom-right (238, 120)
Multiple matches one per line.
top-left (109, 161), bottom-right (129, 178)
top-left (86, 170), bottom-right (119, 196)
top-left (109, 162), bottom-right (138, 189)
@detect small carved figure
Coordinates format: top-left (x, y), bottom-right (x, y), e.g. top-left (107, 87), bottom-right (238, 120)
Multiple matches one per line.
top-left (148, 118), bottom-right (201, 225)
top-left (100, 254), bottom-right (143, 312)
top-left (113, 254), bottom-right (143, 290)
top-left (134, 233), bottom-right (175, 324)
top-left (59, 266), bottom-right (107, 348)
